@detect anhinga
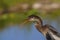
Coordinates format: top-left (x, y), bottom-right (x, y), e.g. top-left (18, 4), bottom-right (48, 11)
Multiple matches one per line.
top-left (22, 15), bottom-right (60, 40)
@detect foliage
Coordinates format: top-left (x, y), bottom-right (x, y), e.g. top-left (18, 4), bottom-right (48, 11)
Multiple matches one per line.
top-left (0, 9), bottom-right (60, 30)
top-left (0, 0), bottom-right (60, 30)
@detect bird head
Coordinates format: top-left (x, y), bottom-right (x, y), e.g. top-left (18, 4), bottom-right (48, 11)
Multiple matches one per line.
top-left (22, 15), bottom-right (42, 25)
top-left (27, 15), bottom-right (41, 22)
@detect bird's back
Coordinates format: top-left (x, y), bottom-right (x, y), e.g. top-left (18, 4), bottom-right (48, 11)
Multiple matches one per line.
top-left (46, 32), bottom-right (55, 40)
top-left (48, 29), bottom-right (60, 40)
top-left (45, 24), bottom-right (60, 40)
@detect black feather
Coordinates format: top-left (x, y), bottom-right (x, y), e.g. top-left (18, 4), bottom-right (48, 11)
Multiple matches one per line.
top-left (46, 33), bottom-right (55, 40)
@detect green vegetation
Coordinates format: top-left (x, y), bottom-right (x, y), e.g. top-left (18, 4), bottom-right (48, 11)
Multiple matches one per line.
top-left (0, 0), bottom-right (60, 30)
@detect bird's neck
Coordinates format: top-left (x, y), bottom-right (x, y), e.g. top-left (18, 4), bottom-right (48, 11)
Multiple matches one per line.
top-left (35, 22), bottom-right (48, 36)
top-left (34, 20), bottom-right (43, 27)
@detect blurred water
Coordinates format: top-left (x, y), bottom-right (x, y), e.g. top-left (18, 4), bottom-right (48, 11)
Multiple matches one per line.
top-left (0, 25), bottom-right (46, 40)
top-left (0, 21), bottom-right (60, 40)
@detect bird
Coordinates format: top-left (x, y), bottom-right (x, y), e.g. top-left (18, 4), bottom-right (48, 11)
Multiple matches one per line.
top-left (22, 15), bottom-right (60, 40)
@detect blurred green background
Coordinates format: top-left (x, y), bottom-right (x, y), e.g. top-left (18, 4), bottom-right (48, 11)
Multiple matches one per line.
top-left (0, 0), bottom-right (60, 31)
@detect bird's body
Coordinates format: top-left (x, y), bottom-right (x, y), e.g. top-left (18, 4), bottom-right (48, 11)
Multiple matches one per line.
top-left (44, 25), bottom-right (60, 40)
top-left (44, 24), bottom-right (60, 40)
top-left (23, 15), bottom-right (60, 40)
top-left (48, 30), bottom-right (60, 40)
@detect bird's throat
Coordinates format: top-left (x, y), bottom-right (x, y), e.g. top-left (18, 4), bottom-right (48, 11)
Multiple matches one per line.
top-left (35, 23), bottom-right (48, 36)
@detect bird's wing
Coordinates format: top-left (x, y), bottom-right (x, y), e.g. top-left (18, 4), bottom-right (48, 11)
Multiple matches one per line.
top-left (44, 24), bottom-right (60, 40)
top-left (46, 32), bottom-right (55, 40)
top-left (45, 24), bottom-right (60, 37)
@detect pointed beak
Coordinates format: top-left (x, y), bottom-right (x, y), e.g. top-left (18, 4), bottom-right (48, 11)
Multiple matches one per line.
top-left (20, 19), bottom-right (29, 28)
top-left (21, 19), bottom-right (29, 25)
